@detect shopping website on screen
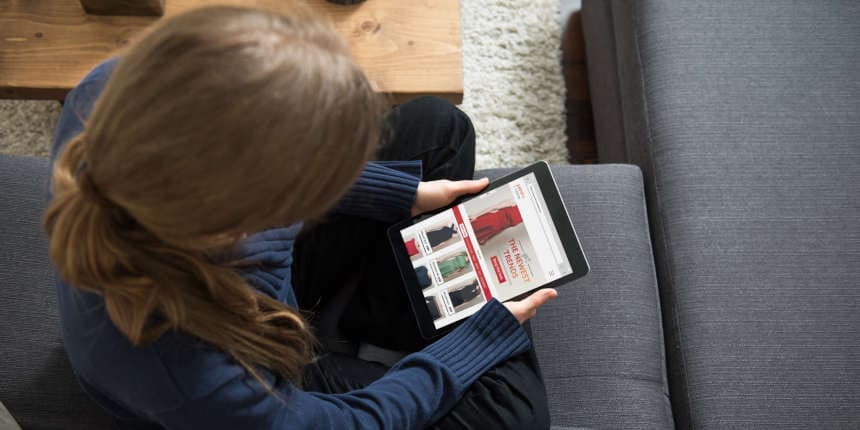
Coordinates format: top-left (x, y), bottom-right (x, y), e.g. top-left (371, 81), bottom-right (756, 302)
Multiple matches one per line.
top-left (400, 173), bottom-right (573, 328)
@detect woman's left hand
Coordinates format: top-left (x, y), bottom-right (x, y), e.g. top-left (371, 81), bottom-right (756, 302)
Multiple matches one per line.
top-left (411, 178), bottom-right (489, 216)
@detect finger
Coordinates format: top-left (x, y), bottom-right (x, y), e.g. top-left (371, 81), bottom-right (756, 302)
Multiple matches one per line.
top-left (523, 288), bottom-right (558, 310)
top-left (503, 288), bottom-right (558, 324)
top-left (451, 178), bottom-right (489, 196)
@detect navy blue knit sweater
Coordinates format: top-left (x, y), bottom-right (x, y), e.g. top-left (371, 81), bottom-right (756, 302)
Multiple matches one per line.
top-left (52, 59), bottom-right (530, 429)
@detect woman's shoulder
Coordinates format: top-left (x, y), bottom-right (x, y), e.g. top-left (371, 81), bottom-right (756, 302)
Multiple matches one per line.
top-left (52, 58), bottom-right (121, 161)
top-left (66, 58), bottom-right (119, 117)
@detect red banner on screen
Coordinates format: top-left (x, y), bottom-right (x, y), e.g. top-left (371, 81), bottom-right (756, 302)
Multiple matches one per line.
top-left (451, 206), bottom-right (492, 300)
top-left (490, 256), bottom-right (506, 284)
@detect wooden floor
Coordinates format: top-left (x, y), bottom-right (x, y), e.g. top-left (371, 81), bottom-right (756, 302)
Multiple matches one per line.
top-left (562, 11), bottom-right (598, 164)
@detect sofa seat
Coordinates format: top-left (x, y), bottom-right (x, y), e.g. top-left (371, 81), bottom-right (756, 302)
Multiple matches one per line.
top-left (0, 155), bottom-right (669, 429)
top-left (484, 165), bottom-right (672, 429)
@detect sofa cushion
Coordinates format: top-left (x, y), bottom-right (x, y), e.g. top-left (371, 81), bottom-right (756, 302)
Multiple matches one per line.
top-left (0, 154), bottom-right (115, 429)
top-left (583, 0), bottom-right (860, 428)
top-left (1, 155), bottom-right (669, 429)
top-left (482, 165), bottom-right (672, 429)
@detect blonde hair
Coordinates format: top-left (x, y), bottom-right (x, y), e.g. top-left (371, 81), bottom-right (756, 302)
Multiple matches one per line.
top-left (44, 5), bottom-right (386, 385)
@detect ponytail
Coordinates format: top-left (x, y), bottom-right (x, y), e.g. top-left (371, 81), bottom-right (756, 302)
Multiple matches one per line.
top-left (44, 135), bottom-right (315, 385)
top-left (44, 5), bottom-right (384, 390)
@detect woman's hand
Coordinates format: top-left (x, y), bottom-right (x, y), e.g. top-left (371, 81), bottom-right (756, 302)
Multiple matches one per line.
top-left (411, 178), bottom-right (490, 216)
top-left (503, 289), bottom-right (558, 324)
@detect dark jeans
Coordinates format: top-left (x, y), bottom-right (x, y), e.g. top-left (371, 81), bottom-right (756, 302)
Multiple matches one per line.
top-left (292, 97), bottom-right (550, 429)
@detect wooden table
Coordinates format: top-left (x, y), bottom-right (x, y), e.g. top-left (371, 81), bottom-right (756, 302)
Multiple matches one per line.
top-left (0, 0), bottom-right (463, 103)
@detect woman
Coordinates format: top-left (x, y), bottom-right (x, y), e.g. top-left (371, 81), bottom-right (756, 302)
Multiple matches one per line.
top-left (45, 5), bottom-right (557, 429)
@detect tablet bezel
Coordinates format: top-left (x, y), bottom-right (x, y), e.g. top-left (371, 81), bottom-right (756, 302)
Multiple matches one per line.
top-left (387, 161), bottom-right (590, 339)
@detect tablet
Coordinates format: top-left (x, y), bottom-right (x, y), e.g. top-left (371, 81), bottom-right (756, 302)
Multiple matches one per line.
top-left (388, 161), bottom-right (589, 339)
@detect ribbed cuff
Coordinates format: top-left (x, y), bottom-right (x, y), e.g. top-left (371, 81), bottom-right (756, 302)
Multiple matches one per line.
top-left (334, 161), bottom-right (421, 222)
top-left (422, 299), bottom-right (531, 389)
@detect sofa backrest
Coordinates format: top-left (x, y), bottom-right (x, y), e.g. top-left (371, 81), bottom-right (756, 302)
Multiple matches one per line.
top-left (583, 0), bottom-right (860, 427)
top-left (0, 154), bottom-right (113, 429)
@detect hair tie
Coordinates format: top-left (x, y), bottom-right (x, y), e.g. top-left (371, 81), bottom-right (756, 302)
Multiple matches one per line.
top-left (78, 167), bottom-right (114, 209)
top-left (76, 163), bottom-right (140, 231)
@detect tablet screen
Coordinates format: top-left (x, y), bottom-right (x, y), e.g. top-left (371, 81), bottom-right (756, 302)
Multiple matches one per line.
top-left (399, 172), bottom-right (574, 329)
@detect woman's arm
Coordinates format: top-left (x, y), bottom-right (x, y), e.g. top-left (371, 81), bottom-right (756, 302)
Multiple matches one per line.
top-left (331, 161), bottom-right (422, 223)
top-left (153, 299), bottom-right (529, 429)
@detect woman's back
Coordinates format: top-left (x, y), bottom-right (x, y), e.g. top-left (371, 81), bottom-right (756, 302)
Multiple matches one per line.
top-left (46, 6), bottom-right (549, 429)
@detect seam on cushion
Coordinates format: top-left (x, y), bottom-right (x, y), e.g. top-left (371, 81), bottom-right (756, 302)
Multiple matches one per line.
top-left (634, 166), bottom-right (670, 400)
top-left (629, 0), bottom-right (692, 426)
top-left (548, 373), bottom-right (670, 395)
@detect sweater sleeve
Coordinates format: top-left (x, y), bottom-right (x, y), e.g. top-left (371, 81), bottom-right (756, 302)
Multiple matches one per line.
top-left (153, 300), bottom-right (529, 429)
top-left (332, 161), bottom-right (422, 223)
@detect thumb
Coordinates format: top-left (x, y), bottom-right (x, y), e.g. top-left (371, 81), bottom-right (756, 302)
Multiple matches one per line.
top-left (524, 288), bottom-right (558, 310)
top-left (452, 178), bottom-right (489, 197)
top-left (504, 288), bottom-right (558, 324)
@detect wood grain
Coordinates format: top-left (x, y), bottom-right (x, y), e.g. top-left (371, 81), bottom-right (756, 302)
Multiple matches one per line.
top-left (80, 0), bottom-right (166, 16)
top-left (0, 0), bottom-right (463, 103)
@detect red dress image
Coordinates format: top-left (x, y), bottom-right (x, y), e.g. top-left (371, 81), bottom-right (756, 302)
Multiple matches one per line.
top-left (470, 205), bottom-right (523, 245)
top-left (404, 238), bottom-right (419, 256)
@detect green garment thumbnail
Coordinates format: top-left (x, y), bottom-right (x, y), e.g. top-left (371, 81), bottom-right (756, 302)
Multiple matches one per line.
top-left (438, 255), bottom-right (469, 277)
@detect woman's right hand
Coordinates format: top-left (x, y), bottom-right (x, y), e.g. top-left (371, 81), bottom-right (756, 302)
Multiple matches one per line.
top-left (503, 289), bottom-right (558, 324)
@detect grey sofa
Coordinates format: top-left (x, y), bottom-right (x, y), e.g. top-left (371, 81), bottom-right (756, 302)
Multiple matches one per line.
top-left (1, 156), bottom-right (665, 429)
top-left (582, 0), bottom-right (860, 428)
top-left (0, 1), bottom-right (858, 429)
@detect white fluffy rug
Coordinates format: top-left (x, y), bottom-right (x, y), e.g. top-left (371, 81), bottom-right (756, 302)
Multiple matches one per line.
top-left (0, 0), bottom-right (567, 168)
top-left (460, 0), bottom-right (567, 169)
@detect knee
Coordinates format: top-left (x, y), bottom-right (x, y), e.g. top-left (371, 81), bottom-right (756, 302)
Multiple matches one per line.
top-left (510, 392), bottom-right (551, 430)
top-left (381, 96), bottom-right (476, 180)
top-left (399, 96), bottom-right (473, 132)
top-left (404, 95), bottom-right (457, 115)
